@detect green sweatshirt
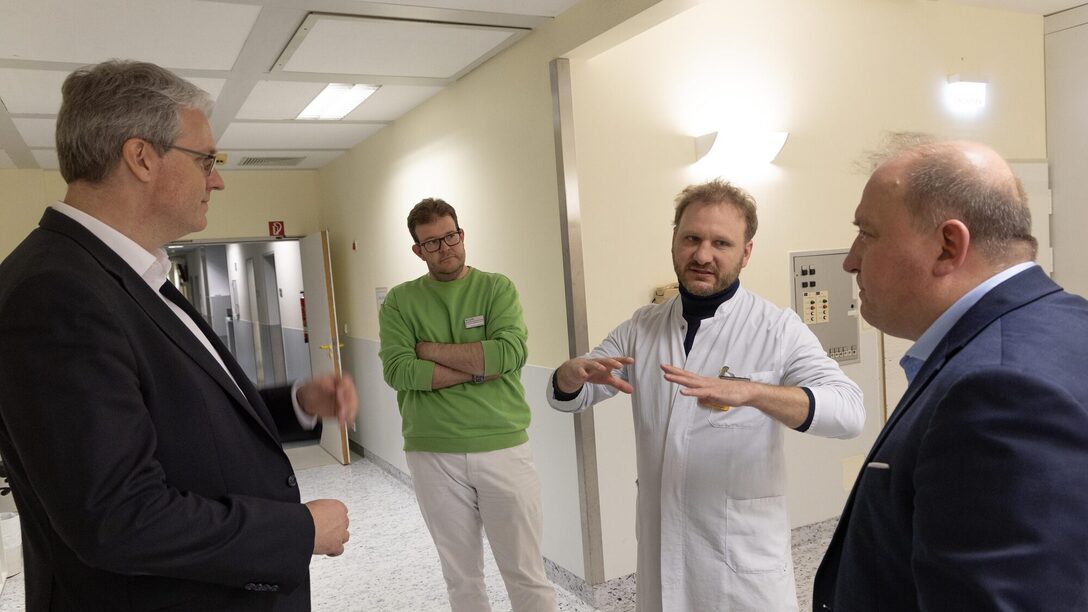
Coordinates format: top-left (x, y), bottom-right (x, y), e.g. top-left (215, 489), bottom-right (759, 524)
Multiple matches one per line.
top-left (378, 268), bottom-right (531, 452)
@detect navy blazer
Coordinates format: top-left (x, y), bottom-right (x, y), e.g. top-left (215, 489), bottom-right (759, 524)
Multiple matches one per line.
top-left (0, 209), bottom-right (315, 611)
top-left (813, 266), bottom-right (1088, 611)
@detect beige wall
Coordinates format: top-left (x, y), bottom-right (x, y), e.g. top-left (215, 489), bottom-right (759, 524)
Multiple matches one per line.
top-left (0, 170), bottom-right (65, 257)
top-left (1045, 5), bottom-right (1088, 298)
top-left (0, 169), bottom-right (320, 258)
top-left (568, 0), bottom-right (1045, 579)
top-left (191, 171), bottom-right (321, 242)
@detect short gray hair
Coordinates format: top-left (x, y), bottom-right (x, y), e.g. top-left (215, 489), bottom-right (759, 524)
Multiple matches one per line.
top-left (903, 144), bottom-right (1037, 260)
top-left (855, 131), bottom-right (936, 175)
top-left (56, 60), bottom-right (213, 183)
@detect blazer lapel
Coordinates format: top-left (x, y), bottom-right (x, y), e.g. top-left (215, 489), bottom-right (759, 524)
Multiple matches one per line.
top-left (819, 266), bottom-right (1064, 582)
top-left (158, 280), bottom-right (279, 438)
top-left (869, 266), bottom-right (1062, 456)
top-left (40, 209), bottom-right (279, 440)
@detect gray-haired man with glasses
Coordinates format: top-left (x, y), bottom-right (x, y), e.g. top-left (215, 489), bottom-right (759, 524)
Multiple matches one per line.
top-left (379, 198), bottom-right (557, 612)
top-left (0, 60), bottom-right (357, 611)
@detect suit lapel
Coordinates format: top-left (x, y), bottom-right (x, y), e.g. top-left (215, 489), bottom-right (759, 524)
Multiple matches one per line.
top-left (867, 265), bottom-right (1062, 458)
top-left (818, 266), bottom-right (1061, 596)
top-left (40, 209), bottom-right (279, 440)
top-left (159, 281), bottom-right (279, 437)
top-left (821, 266), bottom-right (1063, 574)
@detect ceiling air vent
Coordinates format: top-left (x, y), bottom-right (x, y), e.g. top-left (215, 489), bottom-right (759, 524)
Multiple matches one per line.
top-left (237, 156), bottom-right (306, 168)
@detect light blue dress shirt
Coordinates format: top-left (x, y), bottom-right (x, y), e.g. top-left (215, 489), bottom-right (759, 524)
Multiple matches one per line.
top-left (899, 261), bottom-right (1038, 383)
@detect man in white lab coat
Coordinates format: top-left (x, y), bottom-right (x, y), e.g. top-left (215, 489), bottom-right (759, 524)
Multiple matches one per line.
top-left (547, 179), bottom-right (865, 611)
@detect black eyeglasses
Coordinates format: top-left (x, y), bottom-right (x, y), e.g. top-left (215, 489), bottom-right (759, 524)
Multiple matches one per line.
top-left (418, 229), bottom-right (463, 253)
top-left (170, 145), bottom-right (218, 177)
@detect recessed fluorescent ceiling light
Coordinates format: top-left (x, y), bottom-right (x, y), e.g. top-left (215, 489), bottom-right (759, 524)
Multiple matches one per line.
top-left (297, 84), bottom-right (379, 120)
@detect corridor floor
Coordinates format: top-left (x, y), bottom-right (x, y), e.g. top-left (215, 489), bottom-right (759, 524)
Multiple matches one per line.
top-left (0, 452), bottom-right (834, 611)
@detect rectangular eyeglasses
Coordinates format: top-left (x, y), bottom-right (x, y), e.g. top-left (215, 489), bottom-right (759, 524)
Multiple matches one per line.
top-left (170, 145), bottom-right (218, 176)
top-left (418, 230), bottom-right (463, 253)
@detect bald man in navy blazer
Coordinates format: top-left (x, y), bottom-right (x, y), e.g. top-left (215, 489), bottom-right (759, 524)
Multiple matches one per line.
top-left (813, 140), bottom-right (1088, 611)
top-left (0, 61), bottom-right (358, 611)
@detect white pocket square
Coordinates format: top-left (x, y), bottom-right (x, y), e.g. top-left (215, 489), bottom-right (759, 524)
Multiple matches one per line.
top-left (866, 462), bottom-right (890, 470)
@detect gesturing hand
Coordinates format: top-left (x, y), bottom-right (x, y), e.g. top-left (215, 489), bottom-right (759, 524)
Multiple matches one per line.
top-left (298, 374), bottom-right (359, 429)
top-left (660, 363), bottom-right (752, 410)
top-left (556, 356), bottom-right (635, 395)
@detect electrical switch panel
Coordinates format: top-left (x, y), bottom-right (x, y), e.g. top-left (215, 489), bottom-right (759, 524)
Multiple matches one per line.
top-left (802, 290), bottom-right (830, 324)
top-left (789, 249), bottom-right (860, 365)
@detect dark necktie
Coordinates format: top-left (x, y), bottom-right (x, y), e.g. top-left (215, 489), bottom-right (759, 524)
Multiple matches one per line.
top-left (158, 281), bottom-right (224, 358)
top-left (159, 280), bottom-right (278, 434)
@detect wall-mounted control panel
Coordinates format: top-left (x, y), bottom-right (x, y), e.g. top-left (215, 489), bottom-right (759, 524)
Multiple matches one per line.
top-left (789, 249), bottom-right (860, 365)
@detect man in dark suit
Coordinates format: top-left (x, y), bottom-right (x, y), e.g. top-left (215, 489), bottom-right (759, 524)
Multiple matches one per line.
top-left (813, 140), bottom-right (1088, 610)
top-left (0, 60), bottom-right (358, 611)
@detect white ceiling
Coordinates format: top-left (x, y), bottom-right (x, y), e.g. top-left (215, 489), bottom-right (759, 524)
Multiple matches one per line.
top-left (0, 0), bottom-right (577, 171)
top-left (0, 0), bottom-right (1083, 172)
top-left (944, 0), bottom-right (1085, 15)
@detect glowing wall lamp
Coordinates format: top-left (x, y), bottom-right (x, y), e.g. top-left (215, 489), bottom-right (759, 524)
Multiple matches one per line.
top-left (945, 74), bottom-right (987, 114)
top-left (694, 130), bottom-right (789, 165)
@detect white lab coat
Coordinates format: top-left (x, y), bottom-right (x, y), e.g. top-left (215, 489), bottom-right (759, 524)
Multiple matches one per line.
top-left (548, 288), bottom-right (864, 612)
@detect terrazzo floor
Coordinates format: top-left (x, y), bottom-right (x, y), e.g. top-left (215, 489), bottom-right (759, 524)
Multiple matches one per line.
top-left (0, 448), bottom-right (837, 611)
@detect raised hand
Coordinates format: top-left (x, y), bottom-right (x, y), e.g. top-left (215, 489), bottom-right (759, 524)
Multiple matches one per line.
top-left (298, 374), bottom-right (359, 428)
top-left (660, 363), bottom-right (750, 410)
top-left (556, 356), bottom-right (635, 395)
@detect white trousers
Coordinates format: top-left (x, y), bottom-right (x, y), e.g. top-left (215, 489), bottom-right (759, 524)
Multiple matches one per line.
top-left (406, 442), bottom-right (557, 612)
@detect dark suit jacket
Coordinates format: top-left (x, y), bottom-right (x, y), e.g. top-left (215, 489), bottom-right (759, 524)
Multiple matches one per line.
top-left (813, 266), bottom-right (1088, 611)
top-left (0, 209), bottom-right (315, 611)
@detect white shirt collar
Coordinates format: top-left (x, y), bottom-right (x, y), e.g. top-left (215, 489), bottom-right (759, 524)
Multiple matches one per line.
top-left (51, 201), bottom-right (171, 288)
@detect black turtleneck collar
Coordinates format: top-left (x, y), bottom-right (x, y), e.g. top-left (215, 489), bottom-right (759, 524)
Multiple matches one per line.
top-left (679, 279), bottom-right (740, 355)
top-left (680, 278), bottom-right (740, 320)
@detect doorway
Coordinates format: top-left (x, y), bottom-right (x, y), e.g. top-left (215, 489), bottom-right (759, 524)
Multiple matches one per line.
top-left (165, 238), bottom-right (321, 446)
top-left (165, 233), bottom-right (351, 469)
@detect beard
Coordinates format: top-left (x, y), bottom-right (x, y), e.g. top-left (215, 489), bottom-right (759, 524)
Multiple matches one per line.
top-left (673, 253), bottom-right (743, 297)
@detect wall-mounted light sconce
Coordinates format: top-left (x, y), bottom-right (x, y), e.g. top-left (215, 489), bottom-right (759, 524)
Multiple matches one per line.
top-left (694, 130), bottom-right (789, 165)
top-left (945, 74), bottom-right (987, 114)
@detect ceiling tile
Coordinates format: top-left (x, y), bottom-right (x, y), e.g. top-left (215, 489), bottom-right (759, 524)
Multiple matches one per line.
top-left (948, 0), bottom-right (1084, 15)
top-left (237, 81), bottom-right (445, 122)
top-left (188, 78), bottom-right (227, 102)
top-left (218, 122), bottom-right (384, 150)
top-left (0, 150), bottom-right (15, 169)
top-left (282, 16), bottom-right (516, 78)
top-left (344, 85), bottom-right (445, 121)
top-left (13, 118), bottom-right (55, 148)
top-left (0, 69), bottom-right (67, 114)
top-left (0, 70), bottom-right (224, 115)
top-left (32, 149), bottom-right (59, 170)
top-left (345, 0), bottom-right (579, 17)
top-left (236, 81), bottom-right (327, 121)
top-left (0, 0), bottom-right (260, 70)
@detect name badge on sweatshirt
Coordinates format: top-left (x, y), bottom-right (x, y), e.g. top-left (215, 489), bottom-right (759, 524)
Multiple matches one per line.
top-left (464, 315), bottom-right (485, 329)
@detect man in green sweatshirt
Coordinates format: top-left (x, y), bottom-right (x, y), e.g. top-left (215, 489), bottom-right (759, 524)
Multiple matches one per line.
top-left (378, 198), bottom-right (556, 612)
